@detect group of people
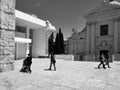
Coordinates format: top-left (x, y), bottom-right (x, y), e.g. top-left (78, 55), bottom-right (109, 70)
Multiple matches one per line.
top-left (19, 52), bottom-right (110, 73)
top-left (98, 53), bottom-right (111, 69)
top-left (20, 52), bottom-right (56, 73)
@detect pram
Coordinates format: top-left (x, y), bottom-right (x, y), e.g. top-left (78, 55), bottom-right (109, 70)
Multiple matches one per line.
top-left (19, 59), bottom-right (31, 73)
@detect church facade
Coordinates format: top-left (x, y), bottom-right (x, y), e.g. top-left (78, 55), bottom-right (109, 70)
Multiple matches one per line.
top-left (68, 0), bottom-right (120, 62)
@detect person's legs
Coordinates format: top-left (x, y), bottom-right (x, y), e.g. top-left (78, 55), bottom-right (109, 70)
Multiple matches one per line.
top-left (53, 63), bottom-right (56, 71)
top-left (107, 59), bottom-right (111, 68)
top-left (102, 61), bottom-right (106, 69)
top-left (48, 62), bottom-right (52, 70)
top-left (98, 61), bottom-right (102, 68)
top-left (27, 65), bottom-right (32, 73)
top-left (105, 59), bottom-right (107, 65)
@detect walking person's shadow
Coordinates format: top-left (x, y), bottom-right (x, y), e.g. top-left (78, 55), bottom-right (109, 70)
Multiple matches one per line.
top-left (44, 69), bottom-right (55, 71)
top-left (94, 67), bottom-right (100, 69)
top-left (94, 67), bottom-right (101, 69)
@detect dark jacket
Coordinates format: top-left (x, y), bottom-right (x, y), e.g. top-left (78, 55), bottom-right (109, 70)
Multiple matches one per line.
top-left (26, 56), bottom-right (32, 66)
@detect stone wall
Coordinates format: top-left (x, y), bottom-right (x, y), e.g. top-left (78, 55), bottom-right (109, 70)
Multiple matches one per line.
top-left (0, 0), bottom-right (15, 72)
top-left (55, 55), bottom-right (74, 61)
top-left (113, 54), bottom-right (120, 61)
top-left (85, 54), bottom-right (95, 61)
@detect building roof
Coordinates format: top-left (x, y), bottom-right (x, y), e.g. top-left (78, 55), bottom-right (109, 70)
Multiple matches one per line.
top-left (15, 10), bottom-right (56, 31)
top-left (84, 0), bottom-right (120, 18)
top-left (78, 27), bottom-right (86, 35)
top-left (109, 0), bottom-right (120, 5)
top-left (68, 26), bottom-right (86, 40)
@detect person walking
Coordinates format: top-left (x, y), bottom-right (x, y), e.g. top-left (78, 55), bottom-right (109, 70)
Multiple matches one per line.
top-left (105, 53), bottom-right (111, 68)
top-left (98, 54), bottom-right (106, 69)
top-left (48, 52), bottom-right (56, 71)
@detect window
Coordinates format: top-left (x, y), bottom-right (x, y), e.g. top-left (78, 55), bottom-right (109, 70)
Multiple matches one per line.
top-left (29, 29), bottom-right (33, 39)
top-left (16, 26), bottom-right (26, 33)
top-left (80, 37), bottom-right (83, 39)
top-left (100, 25), bottom-right (108, 36)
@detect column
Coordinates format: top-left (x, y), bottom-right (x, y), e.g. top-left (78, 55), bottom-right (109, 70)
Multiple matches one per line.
top-left (86, 23), bottom-right (90, 53)
top-left (15, 43), bottom-right (18, 60)
top-left (45, 21), bottom-right (49, 55)
top-left (26, 25), bottom-right (30, 56)
top-left (45, 30), bottom-right (48, 55)
top-left (90, 22), bottom-right (95, 53)
top-left (26, 26), bottom-right (30, 38)
top-left (114, 19), bottom-right (119, 53)
top-left (0, 0), bottom-right (16, 72)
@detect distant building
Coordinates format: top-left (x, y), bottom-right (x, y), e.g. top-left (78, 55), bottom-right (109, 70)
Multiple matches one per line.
top-left (64, 40), bottom-right (69, 54)
top-left (68, 0), bottom-right (120, 62)
top-left (68, 28), bottom-right (86, 60)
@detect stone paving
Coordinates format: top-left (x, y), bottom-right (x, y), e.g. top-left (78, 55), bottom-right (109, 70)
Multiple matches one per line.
top-left (0, 58), bottom-right (120, 90)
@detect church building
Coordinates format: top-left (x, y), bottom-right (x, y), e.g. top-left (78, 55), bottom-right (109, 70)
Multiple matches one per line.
top-left (68, 0), bottom-right (120, 62)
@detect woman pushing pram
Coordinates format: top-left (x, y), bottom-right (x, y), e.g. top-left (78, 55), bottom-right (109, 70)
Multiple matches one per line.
top-left (20, 54), bottom-right (32, 73)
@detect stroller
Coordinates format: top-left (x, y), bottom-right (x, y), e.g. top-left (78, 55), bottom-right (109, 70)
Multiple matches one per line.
top-left (20, 58), bottom-right (31, 73)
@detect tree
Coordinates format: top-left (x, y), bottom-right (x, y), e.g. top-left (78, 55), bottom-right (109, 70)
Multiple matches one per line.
top-left (58, 28), bottom-right (64, 54)
top-left (54, 28), bottom-right (64, 54)
top-left (54, 33), bottom-right (59, 54)
top-left (48, 32), bottom-right (54, 55)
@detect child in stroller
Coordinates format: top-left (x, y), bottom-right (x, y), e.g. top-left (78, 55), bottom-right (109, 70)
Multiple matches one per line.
top-left (20, 54), bottom-right (32, 73)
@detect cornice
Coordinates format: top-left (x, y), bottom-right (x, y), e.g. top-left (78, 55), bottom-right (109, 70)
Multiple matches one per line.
top-left (86, 21), bottom-right (98, 25)
top-left (87, 9), bottom-right (120, 19)
top-left (112, 17), bottom-right (120, 21)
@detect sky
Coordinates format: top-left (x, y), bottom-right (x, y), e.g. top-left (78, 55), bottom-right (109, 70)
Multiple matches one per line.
top-left (16, 0), bottom-right (120, 39)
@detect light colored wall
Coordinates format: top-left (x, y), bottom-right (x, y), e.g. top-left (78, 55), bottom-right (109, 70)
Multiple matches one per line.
top-left (68, 31), bottom-right (86, 55)
top-left (118, 20), bottom-right (120, 53)
top-left (32, 28), bottom-right (46, 57)
top-left (55, 55), bottom-right (74, 61)
top-left (15, 32), bottom-right (26, 59)
top-left (95, 20), bottom-right (113, 47)
top-left (95, 20), bottom-right (112, 37)
top-left (17, 43), bottom-right (26, 59)
top-left (15, 32), bottom-right (25, 38)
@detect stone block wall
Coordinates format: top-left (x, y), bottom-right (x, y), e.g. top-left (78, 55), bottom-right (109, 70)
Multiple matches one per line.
top-left (55, 55), bottom-right (74, 61)
top-left (113, 54), bottom-right (120, 61)
top-left (85, 53), bottom-right (95, 61)
top-left (0, 0), bottom-right (15, 72)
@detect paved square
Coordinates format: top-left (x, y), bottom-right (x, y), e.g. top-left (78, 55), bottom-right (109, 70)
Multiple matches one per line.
top-left (0, 58), bottom-right (120, 90)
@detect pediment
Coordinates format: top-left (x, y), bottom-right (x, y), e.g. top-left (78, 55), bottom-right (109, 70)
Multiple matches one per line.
top-left (71, 28), bottom-right (86, 40)
top-left (85, 1), bottom-right (120, 17)
top-left (71, 33), bottom-right (79, 40)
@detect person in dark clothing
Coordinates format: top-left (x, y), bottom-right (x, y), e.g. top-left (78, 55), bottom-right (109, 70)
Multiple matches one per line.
top-left (48, 52), bottom-right (56, 71)
top-left (98, 54), bottom-right (106, 69)
top-left (20, 54), bottom-right (32, 73)
top-left (26, 54), bottom-right (32, 73)
top-left (105, 53), bottom-right (111, 68)
top-left (20, 59), bottom-right (28, 73)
